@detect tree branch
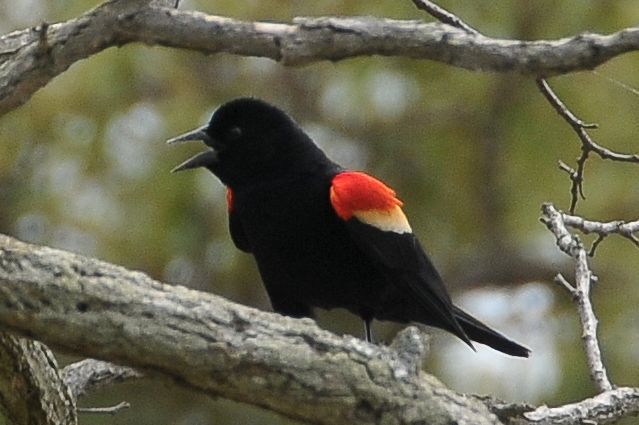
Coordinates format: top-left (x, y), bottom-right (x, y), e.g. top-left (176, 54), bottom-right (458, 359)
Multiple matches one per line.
top-left (0, 334), bottom-right (76, 425)
top-left (0, 226), bottom-right (637, 423)
top-left (524, 387), bottom-right (639, 425)
top-left (558, 210), bottom-right (639, 254)
top-left (1, 0), bottom-right (639, 116)
top-left (411, 0), bottom-right (479, 35)
top-left (536, 80), bottom-right (639, 213)
top-left (61, 359), bottom-right (142, 400)
top-left (540, 203), bottom-right (612, 392)
top-left (0, 234), bottom-right (505, 425)
top-left (77, 401), bottom-right (131, 415)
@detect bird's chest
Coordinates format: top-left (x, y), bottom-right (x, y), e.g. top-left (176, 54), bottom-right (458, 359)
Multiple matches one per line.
top-left (233, 176), bottom-right (338, 256)
top-left (231, 175), bottom-right (385, 310)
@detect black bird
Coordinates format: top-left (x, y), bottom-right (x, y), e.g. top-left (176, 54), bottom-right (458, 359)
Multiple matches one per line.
top-left (167, 97), bottom-right (529, 357)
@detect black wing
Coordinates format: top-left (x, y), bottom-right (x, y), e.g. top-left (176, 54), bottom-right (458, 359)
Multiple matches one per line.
top-left (229, 211), bottom-right (252, 252)
top-left (343, 217), bottom-right (472, 348)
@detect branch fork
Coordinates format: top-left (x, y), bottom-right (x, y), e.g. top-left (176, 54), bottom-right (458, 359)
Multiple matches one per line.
top-left (541, 203), bottom-right (612, 393)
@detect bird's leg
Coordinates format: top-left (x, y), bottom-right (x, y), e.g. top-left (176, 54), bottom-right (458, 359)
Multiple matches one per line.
top-left (364, 318), bottom-right (374, 343)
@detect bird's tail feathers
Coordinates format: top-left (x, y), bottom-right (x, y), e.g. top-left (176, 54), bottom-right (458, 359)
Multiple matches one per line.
top-left (453, 306), bottom-right (530, 358)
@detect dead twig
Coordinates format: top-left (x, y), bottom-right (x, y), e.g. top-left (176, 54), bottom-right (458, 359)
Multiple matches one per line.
top-left (62, 359), bottom-right (142, 399)
top-left (536, 79), bottom-right (639, 213)
top-left (411, 0), bottom-right (479, 35)
top-left (559, 210), bottom-right (639, 255)
top-left (77, 401), bottom-right (130, 415)
top-left (541, 203), bottom-right (613, 392)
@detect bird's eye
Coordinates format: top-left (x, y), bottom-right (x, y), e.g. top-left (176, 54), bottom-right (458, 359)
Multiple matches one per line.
top-left (227, 126), bottom-right (242, 140)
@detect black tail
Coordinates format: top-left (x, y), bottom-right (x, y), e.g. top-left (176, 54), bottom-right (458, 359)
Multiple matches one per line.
top-left (453, 306), bottom-right (530, 358)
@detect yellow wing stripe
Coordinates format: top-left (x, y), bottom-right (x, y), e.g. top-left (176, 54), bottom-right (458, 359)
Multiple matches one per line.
top-left (352, 205), bottom-right (412, 234)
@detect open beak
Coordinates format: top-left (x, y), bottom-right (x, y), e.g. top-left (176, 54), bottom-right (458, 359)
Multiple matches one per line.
top-left (170, 150), bottom-right (218, 173)
top-left (166, 125), bottom-right (218, 173)
top-left (166, 125), bottom-right (210, 145)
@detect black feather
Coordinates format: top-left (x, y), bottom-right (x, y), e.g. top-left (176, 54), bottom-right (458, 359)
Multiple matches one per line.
top-left (169, 97), bottom-right (530, 358)
top-left (453, 306), bottom-right (530, 357)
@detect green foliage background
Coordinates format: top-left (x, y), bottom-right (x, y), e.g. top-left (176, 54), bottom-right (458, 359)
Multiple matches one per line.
top-left (0, 1), bottom-right (638, 424)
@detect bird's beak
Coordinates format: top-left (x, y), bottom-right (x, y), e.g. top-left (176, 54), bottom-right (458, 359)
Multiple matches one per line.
top-left (166, 125), bottom-right (219, 173)
top-left (166, 125), bottom-right (211, 145)
top-left (170, 150), bottom-right (218, 173)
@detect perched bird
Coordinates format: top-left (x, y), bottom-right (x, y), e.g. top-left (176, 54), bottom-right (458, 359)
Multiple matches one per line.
top-left (167, 97), bottom-right (530, 357)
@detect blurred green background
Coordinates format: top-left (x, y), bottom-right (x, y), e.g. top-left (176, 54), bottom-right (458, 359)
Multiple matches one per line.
top-left (1, 0), bottom-right (638, 424)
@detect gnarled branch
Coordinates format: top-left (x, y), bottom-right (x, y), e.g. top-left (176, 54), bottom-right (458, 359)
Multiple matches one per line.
top-left (61, 359), bottom-right (142, 400)
top-left (0, 234), bottom-right (504, 425)
top-left (1, 231), bottom-right (638, 424)
top-left (0, 334), bottom-right (76, 425)
top-left (1, 0), bottom-right (639, 116)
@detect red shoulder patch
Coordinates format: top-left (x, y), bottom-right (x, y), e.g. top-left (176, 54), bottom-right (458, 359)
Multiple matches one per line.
top-left (226, 187), bottom-right (234, 212)
top-left (330, 172), bottom-right (411, 233)
top-left (330, 171), bottom-right (402, 220)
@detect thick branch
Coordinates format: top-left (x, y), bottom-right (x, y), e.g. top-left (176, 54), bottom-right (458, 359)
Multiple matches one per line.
top-left (0, 231), bottom-right (637, 423)
top-left (0, 334), bottom-right (76, 425)
top-left (1, 0), bottom-right (639, 116)
top-left (0, 234), bottom-right (503, 425)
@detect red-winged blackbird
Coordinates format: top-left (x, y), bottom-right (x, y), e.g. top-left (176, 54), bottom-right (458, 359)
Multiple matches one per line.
top-left (168, 97), bottom-right (529, 357)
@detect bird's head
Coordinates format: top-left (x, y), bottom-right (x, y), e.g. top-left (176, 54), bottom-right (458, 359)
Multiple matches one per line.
top-left (167, 97), bottom-right (319, 186)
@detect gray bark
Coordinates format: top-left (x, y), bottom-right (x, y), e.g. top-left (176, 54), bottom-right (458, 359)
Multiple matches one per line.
top-left (61, 359), bottom-right (142, 400)
top-left (0, 233), bottom-right (637, 424)
top-left (1, 0), bottom-right (638, 116)
top-left (0, 234), bottom-right (503, 425)
top-left (0, 334), bottom-right (76, 425)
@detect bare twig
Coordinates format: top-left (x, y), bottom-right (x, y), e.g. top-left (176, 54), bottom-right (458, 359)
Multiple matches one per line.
top-left (573, 248), bottom-right (611, 392)
top-left (589, 234), bottom-right (606, 256)
top-left (524, 387), bottom-right (639, 424)
top-left (557, 159), bottom-right (586, 210)
top-left (59, 359), bottom-right (140, 418)
top-left (541, 203), bottom-right (613, 392)
top-left (413, 0), bottom-right (636, 217)
top-left (411, 0), bottom-right (479, 35)
top-left (561, 211), bottom-right (639, 249)
top-left (77, 401), bottom-right (130, 415)
top-left (414, 0), bottom-right (639, 217)
top-left (537, 79), bottom-right (591, 212)
top-left (536, 79), bottom-right (639, 213)
top-left (554, 273), bottom-right (577, 297)
top-left (62, 359), bottom-right (142, 399)
top-left (543, 204), bottom-right (639, 255)
top-left (536, 79), bottom-right (599, 129)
